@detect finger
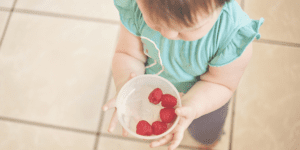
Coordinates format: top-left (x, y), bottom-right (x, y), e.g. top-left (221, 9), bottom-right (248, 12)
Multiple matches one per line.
top-left (168, 130), bottom-right (184, 150)
top-left (131, 107), bottom-right (142, 122)
top-left (169, 128), bottom-right (184, 150)
top-left (150, 133), bottom-right (173, 148)
top-left (108, 108), bottom-right (118, 133)
top-left (122, 127), bottom-right (128, 137)
top-left (122, 115), bottom-right (130, 137)
top-left (102, 96), bottom-right (117, 111)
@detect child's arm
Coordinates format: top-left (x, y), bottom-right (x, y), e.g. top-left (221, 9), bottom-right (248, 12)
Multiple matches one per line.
top-left (112, 23), bottom-right (147, 92)
top-left (183, 43), bottom-right (253, 118)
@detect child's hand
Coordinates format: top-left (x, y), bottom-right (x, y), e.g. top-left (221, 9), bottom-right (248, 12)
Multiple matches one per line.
top-left (102, 73), bottom-right (137, 137)
top-left (150, 93), bottom-right (197, 150)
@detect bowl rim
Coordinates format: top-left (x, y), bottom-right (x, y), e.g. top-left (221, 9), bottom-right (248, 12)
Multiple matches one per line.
top-left (116, 74), bottom-right (182, 140)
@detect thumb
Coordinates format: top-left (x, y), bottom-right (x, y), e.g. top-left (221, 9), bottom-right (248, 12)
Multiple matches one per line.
top-left (175, 107), bottom-right (193, 118)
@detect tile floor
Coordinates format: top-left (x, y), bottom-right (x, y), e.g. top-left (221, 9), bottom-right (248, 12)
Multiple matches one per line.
top-left (0, 0), bottom-right (299, 150)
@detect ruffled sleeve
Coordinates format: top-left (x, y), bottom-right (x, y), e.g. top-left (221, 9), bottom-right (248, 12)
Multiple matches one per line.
top-left (114, 0), bottom-right (143, 36)
top-left (209, 18), bottom-right (264, 67)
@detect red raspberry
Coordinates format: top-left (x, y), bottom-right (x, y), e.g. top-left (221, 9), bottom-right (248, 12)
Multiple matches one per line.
top-left (161, 94), bottom-right (177, 108)
top-left (136, 120), bottom-right (153, 136)
top-left (160, 108), bottom-right (177, 123)
top-left (152, 121), bottom-right (168, 135)
top-left (148, 88), bottom-right (163, 105)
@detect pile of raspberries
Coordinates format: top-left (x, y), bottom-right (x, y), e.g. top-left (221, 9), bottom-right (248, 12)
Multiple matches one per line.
top-left (136, 88), bottom-right (178, 136)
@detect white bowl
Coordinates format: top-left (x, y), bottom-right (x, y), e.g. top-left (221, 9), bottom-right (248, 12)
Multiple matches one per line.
top-left (116, 74), bottom-right (181, 140)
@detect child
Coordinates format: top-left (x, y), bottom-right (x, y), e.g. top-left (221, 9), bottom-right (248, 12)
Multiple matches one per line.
top-left (102, 0), bottom-right (264, 149)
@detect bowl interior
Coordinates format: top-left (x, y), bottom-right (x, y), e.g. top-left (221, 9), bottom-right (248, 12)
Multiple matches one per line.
top-left (116, 75), bottom-right (181, 139)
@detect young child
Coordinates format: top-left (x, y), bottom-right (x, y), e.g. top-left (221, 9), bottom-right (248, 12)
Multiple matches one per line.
top-left (102, 0), bottom-right (264, 149)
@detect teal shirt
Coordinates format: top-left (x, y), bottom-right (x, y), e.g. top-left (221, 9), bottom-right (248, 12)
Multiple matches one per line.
top-left (114, 0), bottom-right (264, 93)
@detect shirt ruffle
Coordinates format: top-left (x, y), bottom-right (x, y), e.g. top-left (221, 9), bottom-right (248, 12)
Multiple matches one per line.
top-left (209, 18), bottom-right (264, 67)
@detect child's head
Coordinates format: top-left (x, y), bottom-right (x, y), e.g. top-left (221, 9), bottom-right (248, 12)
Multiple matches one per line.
top-left (137, 0), bottom-right (230, 41)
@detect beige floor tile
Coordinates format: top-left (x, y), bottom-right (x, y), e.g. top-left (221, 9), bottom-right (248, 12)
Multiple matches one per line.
top-left (15, 0), bottom-right (120, 21)
top-left (0, 11), bottom-right (9, 37)
top-left (98, 136), bottom-right (191, 150)
top-left (0, 0), bottom-right (14, 8)
top-left (244, 0), bottom-right (300, 43)
top-left (233, 42), bottom-right (300, 150)
top-left (0, 120), bottom-right (95, 150)
top-left (0, 13), bottom-right (119, 131)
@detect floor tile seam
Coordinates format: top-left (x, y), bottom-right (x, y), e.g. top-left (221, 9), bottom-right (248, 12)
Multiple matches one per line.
top-left (100, 133), bottom-right (200, 150)
top-left (229, 91), bottom-right (237, 150)
top-left (0, 116), bottom-right (96, 135)
top-left (95, 27), bottom-right (121, 150)
top-left (0, 0), bottom-right (17, 50)
top-left (254, 39), bottom-right (300, 48)
top-left (94, 70), bottom-right (113, 150)
top-left (0, 7), bottom-right (11, 12)
top-left (13, 8), bottom-right (120, 24)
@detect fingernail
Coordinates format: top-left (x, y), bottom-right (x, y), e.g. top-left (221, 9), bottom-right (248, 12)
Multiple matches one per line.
top-left (176, 109), bottom-right (180, 115)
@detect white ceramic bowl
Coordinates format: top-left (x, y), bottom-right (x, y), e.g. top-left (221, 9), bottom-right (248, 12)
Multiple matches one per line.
top-left (116, 74), bottom-right (181, 140)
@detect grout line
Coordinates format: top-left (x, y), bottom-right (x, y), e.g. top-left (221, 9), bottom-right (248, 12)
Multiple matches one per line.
top-left (93, 70), bottom-right (113, 150)
top-left (14, 8), bottom-right (120, 25)
top-left (95, 28), bottom-right (120, 149)
top-left (229, 91), bottom-right (237, 150)
top-left (0, 116), bottom-right (96, 135)
top-left (101, 133), bottom-right (196, 150)
top-left (254, 38), bottom-right (300, 48)
top-left (0, 7), bottom-right (11, 12)
top-left (0, 0), bottom-right (18, 50)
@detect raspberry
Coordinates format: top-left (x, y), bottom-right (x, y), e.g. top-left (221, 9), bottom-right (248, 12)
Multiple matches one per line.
top-left (152, 121), bottom-right (168, 135)
top-left (160, 108), bottom-right (177, 123)
top-left (148, 88), bottom-right (163, 105)
top-left (136, 120), bottom-right (153, 136)
top-left (161, 94), bottom-right (177, 108)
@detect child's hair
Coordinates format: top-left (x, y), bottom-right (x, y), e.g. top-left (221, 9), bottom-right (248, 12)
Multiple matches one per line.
top-left (141, 0), bottom-right (230, 29)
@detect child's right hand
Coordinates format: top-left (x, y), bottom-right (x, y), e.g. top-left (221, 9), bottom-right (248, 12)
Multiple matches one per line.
top-left (102, 72), bottom-right (137, 137)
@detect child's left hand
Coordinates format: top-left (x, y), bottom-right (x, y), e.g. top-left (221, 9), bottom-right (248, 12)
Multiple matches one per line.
top-left (149, 93), bottom-right (198, 150)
